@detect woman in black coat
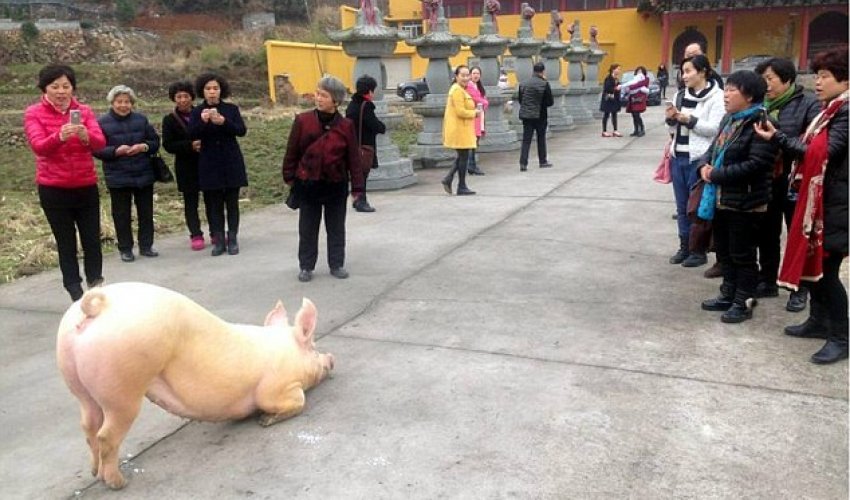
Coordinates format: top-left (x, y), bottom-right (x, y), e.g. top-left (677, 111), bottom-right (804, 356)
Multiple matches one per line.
top-left (162, 81), bottom-right (206, 251)
top-left (698, 71), bottom-right (777, 324)
top-left (345, 75), bottom-right (386, 213)
top-left (599, 63), bottom-right (622, 137)
top-left (755, 48), bottom-right (849, 364)
top-left (657, 63), bottom-right (669, 99)
top-left (189, 73), bottom-right (248, 257)
top-left (94, 85), bottom-right (161, 263)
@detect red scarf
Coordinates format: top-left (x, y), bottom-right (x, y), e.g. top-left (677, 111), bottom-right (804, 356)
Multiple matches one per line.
top-left (777, 92), bottom-right (848, 290)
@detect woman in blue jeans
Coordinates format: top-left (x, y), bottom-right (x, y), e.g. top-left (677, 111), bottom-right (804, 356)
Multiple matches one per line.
top-left (664, 55), bottom-right (725, 267)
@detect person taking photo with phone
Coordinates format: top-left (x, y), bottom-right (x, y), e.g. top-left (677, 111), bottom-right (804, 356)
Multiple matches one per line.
top-left (750, 58), bottom-right (822, 313)
top-left (665, 55), bottom-right (724, 268)
top-left (24, 64), bottom-right (107, 301)
top-left (189, 73), bottom-right (249, 257)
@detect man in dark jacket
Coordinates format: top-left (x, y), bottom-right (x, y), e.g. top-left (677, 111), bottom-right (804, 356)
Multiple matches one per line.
top-left (516, 62), bottom-right (554, 171)
top-left (345, 75), bottom-right (386, 213)
top-left (754, 57), bottom-right (822, 311)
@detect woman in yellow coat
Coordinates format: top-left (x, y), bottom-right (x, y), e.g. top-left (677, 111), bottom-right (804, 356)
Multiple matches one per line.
top-left (441, 65), bottom-right (481, 195)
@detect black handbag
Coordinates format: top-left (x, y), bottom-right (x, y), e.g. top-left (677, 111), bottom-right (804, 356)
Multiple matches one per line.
top-left (285, 181), bottom-right (301, 210)
top-left (151, 154), bottom-right (174, 183)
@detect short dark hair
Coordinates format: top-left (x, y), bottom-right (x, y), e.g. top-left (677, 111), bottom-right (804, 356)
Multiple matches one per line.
top-left (355, 75), bottom-right (378, 95)
top-left (810, 48), bottom-right (848, 83)
top-left (533, 62), bottom-right (545, 73)
top-left (755, 57), bottom-right (797, 84)
top-left (195, 73), bottom-right (231, 100)
top-left (726, 70), bottom-right (767, 103)
top-left (37, 64), bottom-right (76, 92)
top-left (168, 81), bottom-right (195, 101)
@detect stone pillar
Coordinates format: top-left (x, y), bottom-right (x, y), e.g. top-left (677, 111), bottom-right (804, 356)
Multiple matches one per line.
top-left (583, 50), bottom-right (605, 120)
top-left (540, 42), bottom-right (573, 131)
top-left (467, 7), bottom-right (519, 152)
top-left (405, 9), bottom-right (464, 168)
top-left (328, 6), bottom-right (416, 188)
top-left (564, 46), bottom-right (592, 124)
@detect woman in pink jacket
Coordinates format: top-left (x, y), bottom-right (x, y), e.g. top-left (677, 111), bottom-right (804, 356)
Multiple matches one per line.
top-left (466, 66), bottom-right (489, 175)
top-left (24, 64), bottom-right (107, 301)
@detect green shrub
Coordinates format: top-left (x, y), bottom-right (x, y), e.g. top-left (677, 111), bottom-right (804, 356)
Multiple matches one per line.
top-left (20, 22), bottom-right (38, 45)
top-left (199, 45), bottom-right (225, 68)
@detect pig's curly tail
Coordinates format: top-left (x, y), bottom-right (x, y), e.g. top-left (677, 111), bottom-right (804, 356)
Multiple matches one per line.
top-left (80, 290), bottom-right (107, 318)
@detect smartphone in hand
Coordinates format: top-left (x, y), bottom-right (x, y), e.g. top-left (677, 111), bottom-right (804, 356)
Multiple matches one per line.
top-left (663, 99), bottom-right (676, 109)
top-left (759, 108), bottom-right (769, 128)
top-left (69, 109), bottom-right (81, 125)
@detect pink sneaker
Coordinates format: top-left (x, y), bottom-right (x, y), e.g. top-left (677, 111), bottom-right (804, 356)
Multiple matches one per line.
top-left (612, 131), bottom-right (623, 137)
top-left (601, 132), bottom-right (613, 137)
top-left (190, 235), bottom-right (205, 251)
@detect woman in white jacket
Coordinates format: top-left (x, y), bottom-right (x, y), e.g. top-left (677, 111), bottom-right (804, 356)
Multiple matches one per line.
top-left (665, 54), bottom-right (725, 267)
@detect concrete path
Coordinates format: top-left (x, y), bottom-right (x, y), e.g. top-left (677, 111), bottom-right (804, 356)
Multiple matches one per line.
top-left (2, 106), bottom-right (847, 499)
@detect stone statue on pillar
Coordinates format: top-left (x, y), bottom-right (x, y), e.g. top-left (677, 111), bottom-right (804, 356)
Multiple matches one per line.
top-left (423, 0), bottom-right (441, 32)
top-left (548, 9), bottom-right (563, 41)
top-left (589, 25), bottom-right (599, 50)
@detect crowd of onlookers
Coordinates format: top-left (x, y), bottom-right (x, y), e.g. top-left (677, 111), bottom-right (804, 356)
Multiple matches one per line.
top-left (655, 44), bottom-right (848, 365)
top-left (24, 46), bottom-right (848, 364)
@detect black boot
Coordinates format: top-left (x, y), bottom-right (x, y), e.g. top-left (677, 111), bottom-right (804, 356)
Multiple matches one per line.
top-left (811, 318), bottom-right (849, 364)
top-left (66, 283), bottom-right (84, 302)
top-left (786, 288), bottom-right (808, 312)
top-left (637, 123), bottom-right (646, 137)
top-left (467, 151), bottom-right (485, 175)
top-left (226, 231), bottom-right (239, 255)
top-left (786, 296), bottom-right (830, 338)
top-left (669, 236), bottom-right (689, 264)
top-left (353, 195), bottom-right (376, 213)
top-left (702, 282), bottom-right (735, 311)
top-left (441, 166), bottom-right (456, 195)
top-left (456, 165), bottom-right (475, 195)
top-left (211, 232), bottom-right (226, 256)
top-left (721, 298), bottom-right (757, 323)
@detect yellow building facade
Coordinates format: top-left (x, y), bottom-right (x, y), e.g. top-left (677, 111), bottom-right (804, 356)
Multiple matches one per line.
top-left (266, 1), bottom-right (848, 102)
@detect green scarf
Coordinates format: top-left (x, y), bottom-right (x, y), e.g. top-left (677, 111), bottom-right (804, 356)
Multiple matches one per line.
top-left (764, 84), bottom-right (797, 119)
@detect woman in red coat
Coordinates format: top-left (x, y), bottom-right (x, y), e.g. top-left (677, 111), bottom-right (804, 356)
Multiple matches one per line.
top-left (24, 64), bottom-right (107, 301)
top-left (621, 66), bottom-right (649, 137)
top-left (282, 76), bottom-right (365, 282)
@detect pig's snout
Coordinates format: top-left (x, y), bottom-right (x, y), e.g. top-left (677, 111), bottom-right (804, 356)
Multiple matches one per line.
top-left (321, 353), bottom-right (335, 379)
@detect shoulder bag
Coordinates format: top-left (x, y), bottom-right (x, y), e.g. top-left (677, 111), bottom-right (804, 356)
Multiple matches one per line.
top-left (358, 101), bottom-right (376, 172)
top-left (151, 153), bottom-right (174, 183)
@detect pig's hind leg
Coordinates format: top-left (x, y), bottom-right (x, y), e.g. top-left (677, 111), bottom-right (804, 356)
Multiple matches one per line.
top-left (256, 382), bottom-right (306, 427)
top-left (95, 397), bottom-right (143, 489)
top-left (79, 395), bottom-right (105, 477)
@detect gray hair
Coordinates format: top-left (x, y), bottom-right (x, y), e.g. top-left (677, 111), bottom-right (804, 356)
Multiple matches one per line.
top-left (317, 76), bottom-right (347, 106)
top-left (106, 85), bottom-right (137, 104)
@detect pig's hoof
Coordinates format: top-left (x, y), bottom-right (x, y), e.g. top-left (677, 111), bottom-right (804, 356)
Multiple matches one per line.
top-left (258, 414), bottom-right (277, 427)
top-left (104, 473), bottom-right (127, 490)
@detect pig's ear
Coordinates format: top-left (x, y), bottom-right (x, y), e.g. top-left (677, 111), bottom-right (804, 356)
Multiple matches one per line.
top-left (264, 300), bottom-right (289, 327)
top-left (293, 298), bottom-right (317, 347)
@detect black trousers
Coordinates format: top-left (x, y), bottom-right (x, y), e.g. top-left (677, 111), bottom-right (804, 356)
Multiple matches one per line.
top-left (204, 188), bottom-right (240, 235)
top-left (109, 185), bottom-right (154, 252)
top-left (182, 189), bottom-right (204, 237)
top-left (714, 209), bottom-right (764, 305)
top-left (519, 118), bottom-right (547, 166)
top-left (602, 111), bottom-right (618, 132)
top-left (631, 112), bottom-right (644, 132)
top-left (810, 253), bottom-right (849, 342)
top-left (298, 184), bottom-right (347, 271)
top-left (39, 185), bottom-right (102, 290)
top-left (756, 177), bottom-right (795, 285)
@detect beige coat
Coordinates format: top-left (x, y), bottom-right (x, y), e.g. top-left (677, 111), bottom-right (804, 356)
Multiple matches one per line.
top-left (442, 83), bottom-right (477, 150)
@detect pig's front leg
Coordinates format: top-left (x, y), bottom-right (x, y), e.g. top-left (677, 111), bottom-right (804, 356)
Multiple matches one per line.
top-left (256, 382), bottom-right (305, 427)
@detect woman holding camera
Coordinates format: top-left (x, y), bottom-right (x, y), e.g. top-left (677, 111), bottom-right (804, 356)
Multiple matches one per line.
top-left (189, 73), bottom-right (248, 256)
top-left (24, 64), bottom-right (107, 301)
top-left (95, 85), bottom-right (161, 264)
top-left (755, 48), bottom-right (848, 363)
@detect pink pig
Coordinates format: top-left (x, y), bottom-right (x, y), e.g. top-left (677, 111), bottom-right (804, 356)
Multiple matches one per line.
top-left (56, 282), bottom-right (335, 490)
